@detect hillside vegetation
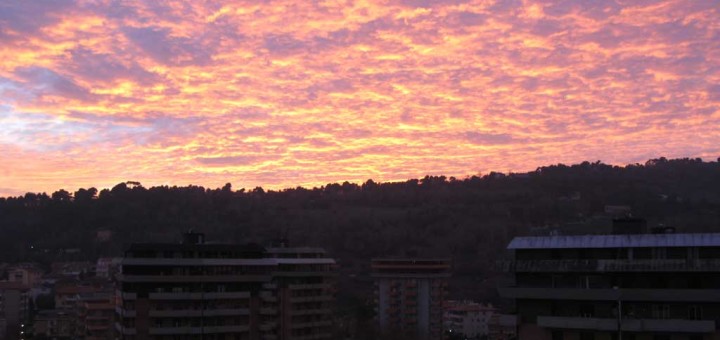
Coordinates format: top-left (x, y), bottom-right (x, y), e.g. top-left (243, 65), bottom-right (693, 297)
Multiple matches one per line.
top-left (1, 157), bottom-right (719, 303)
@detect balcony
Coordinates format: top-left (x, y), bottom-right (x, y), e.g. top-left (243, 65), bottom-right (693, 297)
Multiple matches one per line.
top-left (537, 316), bottom-right (715, 333)
top-left (119, 274), bottom-right (271, 283)
top-left (119, 291), bottom-right (137, 300)
top-left (260, 307), bottom-right (278, 315)
top-left (503, 259), bottom-right (720, 273)
top-left (260, 291), bottom-right (278, 302)
top-left (290, 320), bottom-right (333, 329)
top-left (293, 333), bottom-right (333, 340)
top-left (148, 308), bottom-right (250, 317)
top-left (289, 295), bottom-right (333, 303)
top-left (115, 323), bottom-right (136, 335)
top-left (288, 283), bottom-right (331, 290)
top-left (499, 287), bottom-right (720, 302)
top-left (291, 308), bottom-right (332, 316)
top-left (148, 291), bottom-right (251, 300)
top-left (259, 322), bottom-right (277, 331)
top-left (121, 258), bottom-right (275, 266)
top-left (148, 325), bottom-right (250, 334)
top-left (115, 306), bottom-right (136, 318)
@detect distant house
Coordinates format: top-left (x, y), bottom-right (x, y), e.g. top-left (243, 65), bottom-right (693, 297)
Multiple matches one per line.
top-left (604, 205), bottom-right (631, 216)
top-left (33, 309), bottom-right (76, 339)
top-left (50, 262), bottom-right (94, 279)
top-left (444, 300), bottom-right (497, 339)
top-left (95, 230), bottom-right (112, 242)
top-left (6, 263), bottom-right (43, 287)
top-left (94, 258), bottom-right (121, 279)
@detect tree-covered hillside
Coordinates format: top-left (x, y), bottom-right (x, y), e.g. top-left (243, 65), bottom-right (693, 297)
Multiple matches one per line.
top-left (1, 157), bottom-right (719, 303)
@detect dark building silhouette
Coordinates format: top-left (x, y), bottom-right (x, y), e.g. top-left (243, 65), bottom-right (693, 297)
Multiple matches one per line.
top-left (116, 232), bottom-right (335, 340)
top-left (500, 229), bottom-right (720, 340)
top-left (0, 282), bottom-right (30, 340)
top-left (372, 258), bottom-right (450, 340)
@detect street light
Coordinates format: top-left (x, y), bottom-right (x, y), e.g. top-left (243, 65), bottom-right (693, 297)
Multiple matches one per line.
top-left (613, 286), bottom-right (622, 340)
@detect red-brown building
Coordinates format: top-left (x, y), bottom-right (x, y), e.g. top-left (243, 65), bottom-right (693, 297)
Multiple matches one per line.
top-left (372, 258), bottom-right (451, 340)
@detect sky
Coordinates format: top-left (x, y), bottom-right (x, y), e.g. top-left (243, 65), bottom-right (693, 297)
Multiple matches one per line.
top-left (1, 0), bottom-right (719, 196)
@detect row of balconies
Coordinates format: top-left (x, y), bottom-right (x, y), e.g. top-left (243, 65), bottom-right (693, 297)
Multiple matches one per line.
top-left (289, 295), bottom-right (333, 303)
top-left (148, 325), bottom-right (251, 334)
top-left (259, 321), bottom-right (277, 331)
top-left (116, 307), bottom-right (254, 318)
top-left (499, 287), bottom-right (720, 302)
top-left (119, 274), bottom-right (272, 283)
top-left (503, 259), bottom-right (720, 273)
top-left (148, 308), bottom-right (251, 317)
top-left (115, 323), bottom-right (136, 335)
top-left (290, 320), bottom-right (333, 329)
top-left (119, 291), bottom-right (252, 300)
top-left (291, 308), bottom-right (333, 316)
top-left (536, 316), bottom-right (715, 333)
top-left (288, 283), bottom-right (331, 290)
top-left (291, 332), bottom-right (333, 340)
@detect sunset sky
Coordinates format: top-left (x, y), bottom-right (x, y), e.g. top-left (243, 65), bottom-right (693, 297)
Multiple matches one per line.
top-left (1, 0), bottom-right (719, 196)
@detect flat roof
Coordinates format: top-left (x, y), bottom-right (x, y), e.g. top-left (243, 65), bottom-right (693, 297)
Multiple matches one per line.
top-left (508, 233), bottom-right (720, 249)
top-left (266, 247), bottom-right (326, 254)
top-left (126, 243), bottom-right (266, 253)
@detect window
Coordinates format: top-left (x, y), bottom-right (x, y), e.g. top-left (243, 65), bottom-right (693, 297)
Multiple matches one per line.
top-left (688, 305), bottom-right (703, 320)
top-left (651, 304), bottom-right (670, 319)
top-left (579, 304), bottom-right (595, 318)
top-left (552, 331), bottom-right (563, 340)
top-left (579, 332), bottom-right (594, 340)
top-left (652, 248), bottom-right (667, 259)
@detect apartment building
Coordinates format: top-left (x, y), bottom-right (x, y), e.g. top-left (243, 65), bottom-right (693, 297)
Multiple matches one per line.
top-left (78, 292), bottom-right (115, 340)
top-left (372, 258), bottom-right (451, 340)
top-left (500, 229), bottom-right (720, 340)
top-left (116, 232), bottom-right (335, 340)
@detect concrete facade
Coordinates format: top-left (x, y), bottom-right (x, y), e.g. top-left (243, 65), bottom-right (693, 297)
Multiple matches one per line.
top-left (500, 231), bottom-right (720, 340)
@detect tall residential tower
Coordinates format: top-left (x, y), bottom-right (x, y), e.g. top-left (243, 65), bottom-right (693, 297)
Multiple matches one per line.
top-left (372, 258), bottom-right (450, 340)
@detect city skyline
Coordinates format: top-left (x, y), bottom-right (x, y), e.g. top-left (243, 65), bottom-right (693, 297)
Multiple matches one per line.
top-left (1, 0), bottom-right (719, 196)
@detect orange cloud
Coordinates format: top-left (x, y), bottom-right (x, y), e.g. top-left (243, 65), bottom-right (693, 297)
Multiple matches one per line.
top-left (0, 0), bottom-right (718, 196)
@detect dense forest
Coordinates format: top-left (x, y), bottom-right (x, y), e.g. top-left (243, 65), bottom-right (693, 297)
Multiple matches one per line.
top-left (1, 157), bottom-right (719, 307)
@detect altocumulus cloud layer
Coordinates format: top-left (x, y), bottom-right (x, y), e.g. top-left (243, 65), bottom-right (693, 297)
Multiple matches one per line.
top-left (1, 0), bottom-right (719, 195)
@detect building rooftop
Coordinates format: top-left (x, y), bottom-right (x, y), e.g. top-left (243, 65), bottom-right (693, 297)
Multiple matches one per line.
top-left (508, 233), bottom-right (720, 249)
top-left (0, 281), bottom-right (30, 290)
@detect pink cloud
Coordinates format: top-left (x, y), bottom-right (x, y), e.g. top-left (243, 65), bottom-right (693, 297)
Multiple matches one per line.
top-left (0, 0), bottom-right (718, 195)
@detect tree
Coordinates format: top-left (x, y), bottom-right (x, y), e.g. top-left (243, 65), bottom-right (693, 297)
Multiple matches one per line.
top-left (51, 189), bottom-right (72, 202)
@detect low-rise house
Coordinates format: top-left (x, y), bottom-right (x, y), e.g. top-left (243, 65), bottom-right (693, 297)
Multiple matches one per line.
top-left (444, 300), bottom-right (497, 339)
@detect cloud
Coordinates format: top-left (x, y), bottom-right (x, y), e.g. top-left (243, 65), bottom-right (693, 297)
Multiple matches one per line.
top-left (66, 48), bottom-right (159, 85)
top-left (0, 0), bottom-right (718, 194)
top-left (0, 0), bottom-right (77, 41)
top-left (13, 66), bottom-right (94, 102)
top-left (195, 155), bottom-right (270, 166)
top-left (465, 132), bottom-right (519, 145)
top-left (122, 26), bottom-right (213, 66)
